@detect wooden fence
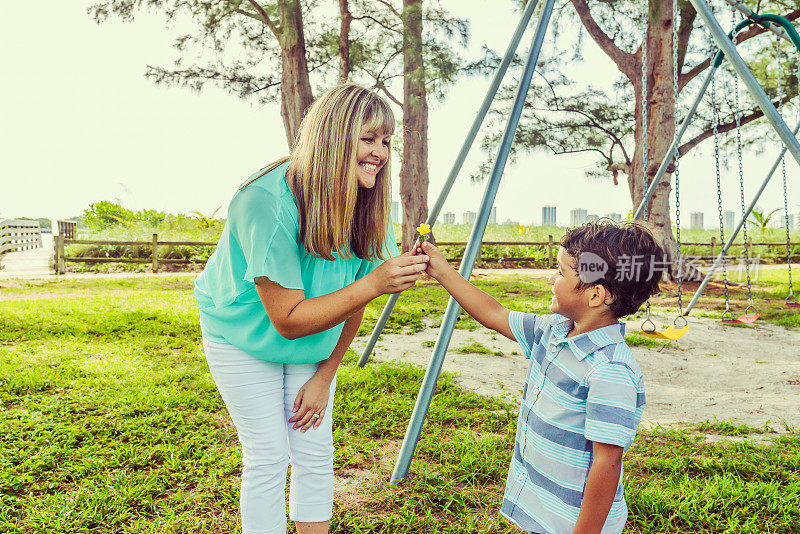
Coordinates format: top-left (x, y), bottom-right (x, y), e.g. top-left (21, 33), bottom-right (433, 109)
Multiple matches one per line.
top-left (0, 219), bottom-right (42, 269)
top-left (52, 234), bottom-right (800, 274)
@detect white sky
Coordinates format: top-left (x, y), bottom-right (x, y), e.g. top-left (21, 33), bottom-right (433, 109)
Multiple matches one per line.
top-left (1, 0), bottom-right (798, 227)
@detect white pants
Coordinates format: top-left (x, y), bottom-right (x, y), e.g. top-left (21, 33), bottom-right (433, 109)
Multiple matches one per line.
top-left (203, 339), bottom-right (336, 534)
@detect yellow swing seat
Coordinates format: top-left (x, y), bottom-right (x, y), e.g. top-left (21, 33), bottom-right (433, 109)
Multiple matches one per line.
top-left (640, 316), bottom-right (689, 340)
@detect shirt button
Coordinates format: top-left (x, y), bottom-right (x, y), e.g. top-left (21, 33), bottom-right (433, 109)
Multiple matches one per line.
top-left (550, 346), bottom-right (558, 353)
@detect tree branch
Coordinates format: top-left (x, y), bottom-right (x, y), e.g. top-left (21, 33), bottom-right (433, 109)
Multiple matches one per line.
top-left (676, 2), bottom-right (696, 75)
top-left (374, 79), bottom-right (402, 106)
top-left (244, 0), bottom-right (280, 42)
top-left (352, 14), bottom-right (403, 34)
top-left (570, 0), bottom-right (636, 80)
top-left (678, 103), bottom-right (778, 156)
top-left (374, 0), bottom-right (402, 19)
top-left (679, 9), bottom-right (800, 89)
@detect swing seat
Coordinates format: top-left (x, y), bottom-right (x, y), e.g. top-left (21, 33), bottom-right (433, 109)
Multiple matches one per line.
top-left (640, 317), bottom-right (689, 340)
top-left (721, 307), bottom-right (759, 325)
top-left (786, 298), bottom-right (800, 308)
top-left (640, 325), bottom-right (690, 340)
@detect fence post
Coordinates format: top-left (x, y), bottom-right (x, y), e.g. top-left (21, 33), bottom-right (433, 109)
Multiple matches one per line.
top-left (710, 237), bottom-right (716, 260)
top-left (56, 234), bottom-right (65, 275)
top-left (152, 233), bottom-right (159, 273)
top-left (547, 235), bottom-right (554, 268)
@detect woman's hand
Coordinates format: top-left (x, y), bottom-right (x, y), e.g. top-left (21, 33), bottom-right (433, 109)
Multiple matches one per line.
top-left (288, 374), bottom-right (332, 432)
top-left (368, 250), bottom-right (429, 295)
top-left (417, 241), bottom-right (451, 280)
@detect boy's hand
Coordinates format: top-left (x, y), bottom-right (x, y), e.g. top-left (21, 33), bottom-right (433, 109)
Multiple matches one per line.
top-left (417, 241), bottom-right (450, 280)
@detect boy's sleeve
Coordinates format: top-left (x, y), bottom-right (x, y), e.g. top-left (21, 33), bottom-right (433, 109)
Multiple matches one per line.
top-left (507, 311), bottom-right (544, 358)
top-left (231, 187), bottom-right (304, 290)
top-left (356, 222), bottom-right (400, 280)
top-left (584, 361), bottom-right (644, 450)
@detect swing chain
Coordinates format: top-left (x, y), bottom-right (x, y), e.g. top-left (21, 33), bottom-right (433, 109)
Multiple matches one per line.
top-left (672, 0), bottom-right (684, 317)
top-left (641, 0), bottom-right (649, 222)
top-left (778, 52), bottom-right (796, 302)
top-left (711, 57), bottom-right (731, 310)
top-left (639, 0), bottom-right (655, 335)
top-left (730, 7), bottom-right (755, 307)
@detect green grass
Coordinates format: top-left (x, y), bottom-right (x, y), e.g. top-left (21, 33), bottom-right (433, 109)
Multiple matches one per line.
top-left (455, 341), bottom-right (504, 357)
top-left (1, 277), bottom-right (798, 532)
top-left (625, 333), bottom-right (676, 350)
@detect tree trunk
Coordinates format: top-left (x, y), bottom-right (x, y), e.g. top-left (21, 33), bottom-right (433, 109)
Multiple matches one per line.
top-left (279, 1), bottom-right (315, 149)
top-left (338, 0), bottom-right (353, 84)
top-left (629, 0), bottom-right (703, 282)
top-left (399, 0), bottom-right (429, 251)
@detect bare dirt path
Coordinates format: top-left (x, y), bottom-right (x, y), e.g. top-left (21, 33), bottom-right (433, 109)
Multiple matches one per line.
top-left (351, 311), bottom-right (800, 432)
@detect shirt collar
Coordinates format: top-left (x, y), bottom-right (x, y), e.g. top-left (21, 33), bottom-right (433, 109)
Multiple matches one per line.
top-left (550, 315), bottom-right (626, 360)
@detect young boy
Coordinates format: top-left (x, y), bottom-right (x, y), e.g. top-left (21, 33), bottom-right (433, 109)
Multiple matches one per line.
top-left (418, 221), bottom-right (664, 534)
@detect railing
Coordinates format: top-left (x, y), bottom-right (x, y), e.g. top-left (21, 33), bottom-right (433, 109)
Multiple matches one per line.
top-left (0, 219), bottom-right (42, 266)
top-left (52, 234), bottom-right (800, 274)
top-left (0, 219), bottom-right (43, 270)
top-left (57, 220), bottom-right (77, 239)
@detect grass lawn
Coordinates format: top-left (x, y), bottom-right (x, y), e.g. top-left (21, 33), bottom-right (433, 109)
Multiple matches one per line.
top-left (1, 276), bottom-right (798, 532)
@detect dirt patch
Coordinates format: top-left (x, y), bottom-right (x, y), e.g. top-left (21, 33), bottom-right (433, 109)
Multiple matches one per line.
top-left (352, 311), bottom-right (800, 433)
top-left (333, 441), bottom-right (400, 507)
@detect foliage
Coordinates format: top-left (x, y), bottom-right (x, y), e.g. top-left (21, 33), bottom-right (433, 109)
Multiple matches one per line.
top-left (0, 277), bottom-right (798, 532)
top-left (86, 0), bottom-right (490, 125)
top-left (477, 0), bottom-right (800, 182)
top-left (191, 206), bottom-right (223, 229)
top-left (81, 200), bottom-right (135, 228)
top-left (747, 206), bottom-right (781, 231)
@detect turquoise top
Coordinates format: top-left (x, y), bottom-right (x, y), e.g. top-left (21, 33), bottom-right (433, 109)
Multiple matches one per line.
top-left (194, 161), bottom-right (398, 364)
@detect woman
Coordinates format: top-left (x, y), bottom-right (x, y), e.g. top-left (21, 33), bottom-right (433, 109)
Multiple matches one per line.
top-left (194, 84), bottom-right (428, 534)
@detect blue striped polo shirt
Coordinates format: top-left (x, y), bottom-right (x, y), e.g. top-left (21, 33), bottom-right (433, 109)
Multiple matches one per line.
top-left (501, 312), bottom-right (645, 534)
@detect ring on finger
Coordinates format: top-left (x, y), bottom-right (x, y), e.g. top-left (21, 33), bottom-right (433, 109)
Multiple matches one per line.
top-left (311, 413), bottom-right (321, 419)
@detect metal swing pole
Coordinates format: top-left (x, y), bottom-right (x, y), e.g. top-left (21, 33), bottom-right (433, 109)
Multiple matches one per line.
top-left (684, 116), bottom-right (800, 315)
top-left (389, 0), bottom-right (556, 483)
top-left (689, 0), bottom-right (800, 167)
top-left (357, 0), bottom-right (542, 368)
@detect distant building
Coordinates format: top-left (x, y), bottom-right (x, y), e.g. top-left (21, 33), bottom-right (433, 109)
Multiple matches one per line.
top-left (605, 212), bottom-right (622, 223)
top-left (463, 211), bottom-right (477, 225)
top-left (586, 214), bottom-right (600, 223)
top-left (541, 206), bottom-right (557, 226)
top-left (490, 206), bottom-right (497, 225)
top-left (723, 210), bottom-right (735, 230)
top-left (391, 201), bottom-right (401, 224)
top-left (570, 208), bottom-right (588, 227)
top-left (778, 214), bottom-right (795, 231)
top-left (690, 212), bottom-right (704, 229)
top-left (442, 211), bottom-right (455, 224)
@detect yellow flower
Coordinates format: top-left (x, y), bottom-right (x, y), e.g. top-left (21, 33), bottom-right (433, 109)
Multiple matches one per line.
top-left (416, 223), bottom-right (431, 241)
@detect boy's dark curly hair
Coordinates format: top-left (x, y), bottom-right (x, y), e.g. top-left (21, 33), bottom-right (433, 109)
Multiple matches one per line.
top-left (560, 220), bottom-right (665, 318)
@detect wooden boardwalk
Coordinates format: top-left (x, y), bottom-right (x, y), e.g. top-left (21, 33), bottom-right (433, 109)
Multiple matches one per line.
top-left (0, 234), bottom-right (52, 279)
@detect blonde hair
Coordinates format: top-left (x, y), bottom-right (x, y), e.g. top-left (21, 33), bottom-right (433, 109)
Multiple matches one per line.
top-left (279, 84), bottom-right (396, 261)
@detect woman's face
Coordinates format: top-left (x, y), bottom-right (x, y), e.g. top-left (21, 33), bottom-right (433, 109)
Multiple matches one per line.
top-left (355, 129), bottom-right (391, 188)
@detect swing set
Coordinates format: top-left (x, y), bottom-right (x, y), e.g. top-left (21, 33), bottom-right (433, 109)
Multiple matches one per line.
top-left (359, 0), bottom-right (800, 482)
top-left (639, 2), bottom-right (800, 337)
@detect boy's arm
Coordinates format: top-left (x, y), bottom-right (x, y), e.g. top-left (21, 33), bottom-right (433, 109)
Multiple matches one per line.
top-left (419, 241), bottom-right (514, 340)
top-left (572, 441), bottom-right (623, 534)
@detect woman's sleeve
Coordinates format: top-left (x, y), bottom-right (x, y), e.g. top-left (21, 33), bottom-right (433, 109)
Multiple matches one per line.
top-left (230, 188), bottom-right (305, 290)
top-left (356, 223), bottom-right (400, 279)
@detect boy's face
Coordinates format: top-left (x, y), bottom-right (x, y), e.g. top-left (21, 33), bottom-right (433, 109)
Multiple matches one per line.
top-left (547, 247), bottom-right (589, 318)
